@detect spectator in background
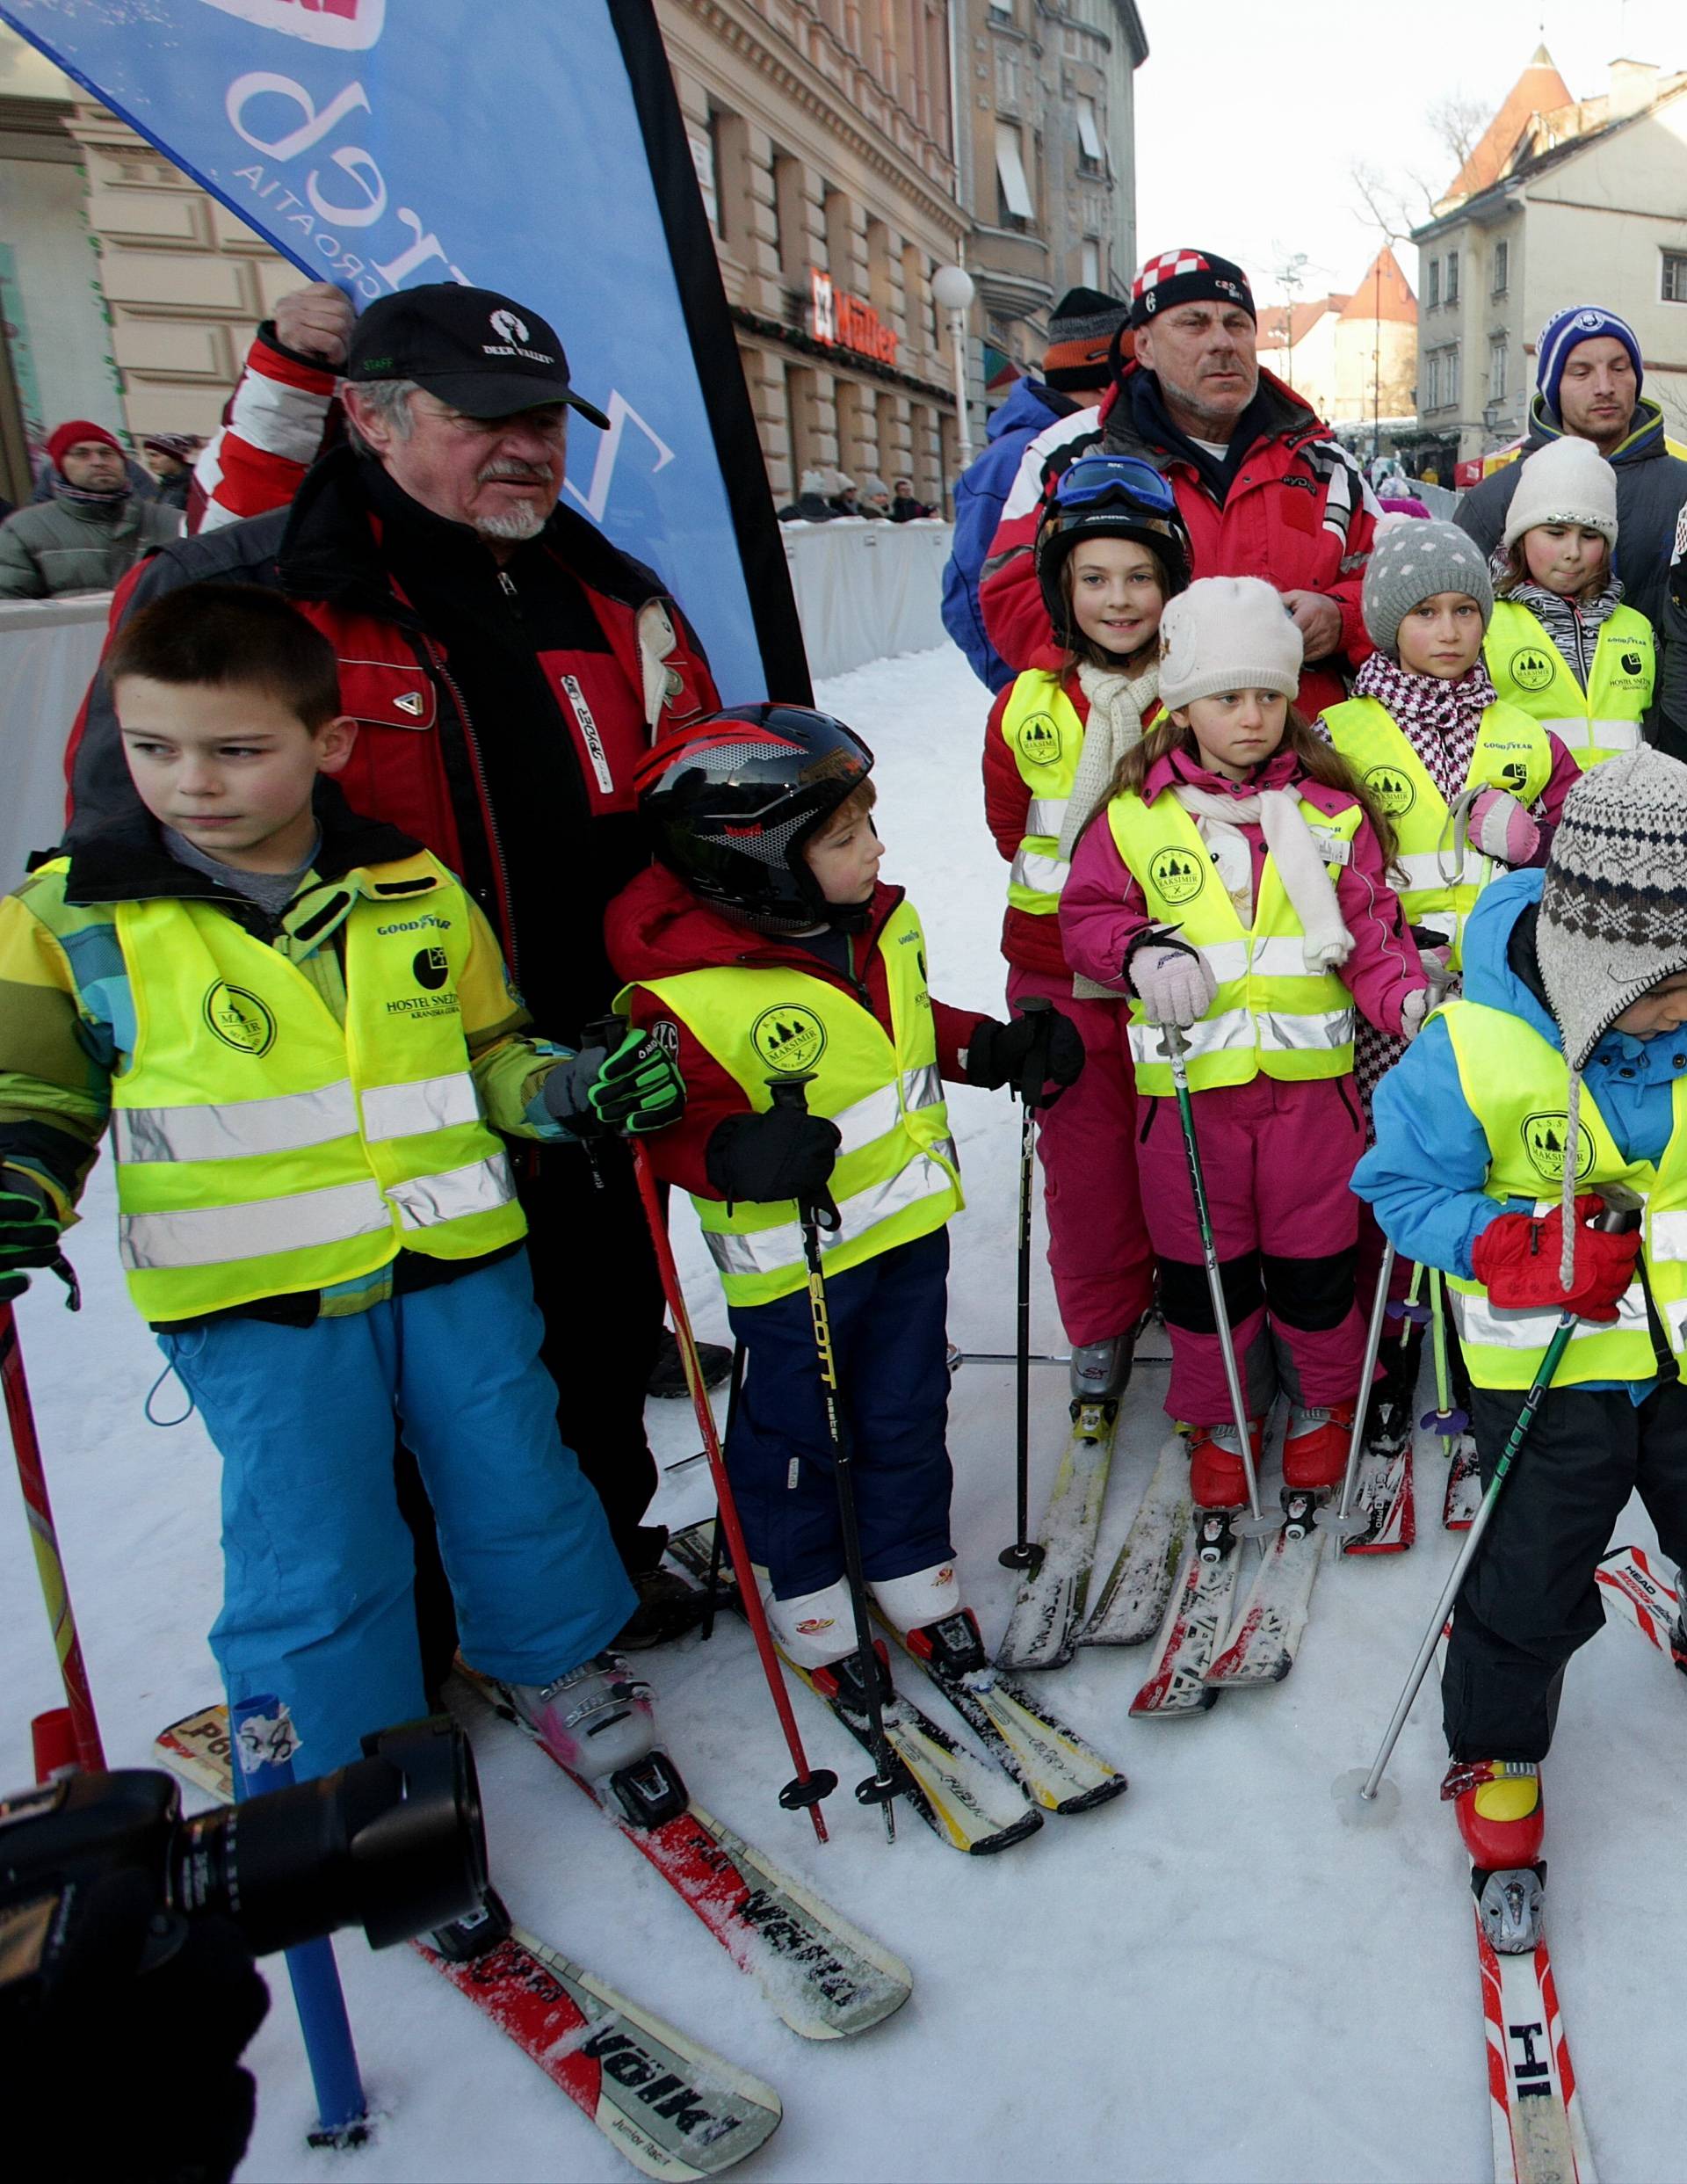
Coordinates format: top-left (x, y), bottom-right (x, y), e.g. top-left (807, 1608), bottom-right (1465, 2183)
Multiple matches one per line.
top-left (942, 287), bottom-right (1132, 690)
top-left (857, 473), bottom-right (893, 519)
top-left (0, 421), bottom-right (179, 598)
top-left (889, 475), bottom-right (931, 521)
top-left (827, 469), bottom-right (861, 517)
top-left (142, 432), bottom-right (206, 513)
top-left (778, 467), bottom-right (841, 521)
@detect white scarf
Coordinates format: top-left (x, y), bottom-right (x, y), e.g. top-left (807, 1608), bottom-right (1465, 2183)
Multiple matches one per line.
top-left (1059, 657), bottom-right (1161, 864)
top-left (1171, 782), bottom-right (1354, 971)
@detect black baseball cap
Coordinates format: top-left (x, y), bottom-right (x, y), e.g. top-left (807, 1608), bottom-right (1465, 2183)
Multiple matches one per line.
top-left (345, 283), bottom-right (610, 428)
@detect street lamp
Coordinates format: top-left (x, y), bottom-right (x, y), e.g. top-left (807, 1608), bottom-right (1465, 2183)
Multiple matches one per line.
top-left (931, 261), bottom-right (975, 470)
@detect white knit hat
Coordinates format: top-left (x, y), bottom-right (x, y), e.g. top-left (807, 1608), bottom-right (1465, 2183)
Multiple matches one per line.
top-left (1502, 436), bottom-right (1619, 548)
top-left (1158, 575), bottom-right (1304, 710)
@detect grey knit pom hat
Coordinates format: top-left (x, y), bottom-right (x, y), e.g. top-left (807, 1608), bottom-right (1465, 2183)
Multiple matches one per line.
top-left (1360, 519), bottom-right (1494, 658)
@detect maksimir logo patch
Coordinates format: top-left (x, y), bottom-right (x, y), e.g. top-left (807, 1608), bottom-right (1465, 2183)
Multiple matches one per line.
top-left (1015, 712), bottom-right (1062, 767)
top-left (202, 981), bottom-right (276, 1056)
top-left (1510, 646), bottom-right (1557, 693)
top-left (750, 1005), bottom-right (827, 1074)
top-left (1522, 1111), bottom-right (1595, 1182)
top-left (1148, 847), bottom-right (1206, 903)
top-left (1364, 763), bottom-right (1415, 816)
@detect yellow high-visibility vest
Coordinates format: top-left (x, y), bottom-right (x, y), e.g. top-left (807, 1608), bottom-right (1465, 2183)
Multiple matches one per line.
top-left (1439, 997), bottom-right (1687, 1387)
top-left (1321, 694), bottom-right (1553, 969)
top-left (622, 897), bottom-right (962, 1306)
top-left (1485, 599), bottom-right (1654, 771)
top-left (100, 851), bottom-right (524, 1320)
top-left (1001, 671), bottom-right (1085, 914)
top-left (1105, 787), bottom-right (1362, 1096)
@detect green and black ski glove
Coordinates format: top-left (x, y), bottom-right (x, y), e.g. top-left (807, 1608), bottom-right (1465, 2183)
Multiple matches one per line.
top-left (0, 1173), bottom-right (62, 1302)
top-left (543, 1029), bottom-right (686, 1139)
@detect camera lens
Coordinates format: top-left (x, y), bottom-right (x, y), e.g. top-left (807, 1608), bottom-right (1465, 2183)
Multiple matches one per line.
top-left (169, 1716), bottom-right (487, 1956)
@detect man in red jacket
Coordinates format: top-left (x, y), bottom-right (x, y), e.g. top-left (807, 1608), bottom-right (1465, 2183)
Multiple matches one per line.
top-left (66, 280), bottom-right (720, 1651)
top-left (981, 250), bottom-right (1378, 714)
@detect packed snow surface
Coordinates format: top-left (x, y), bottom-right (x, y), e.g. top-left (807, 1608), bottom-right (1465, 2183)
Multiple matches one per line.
top-left (3, 643), bottom-right (1677, 2181)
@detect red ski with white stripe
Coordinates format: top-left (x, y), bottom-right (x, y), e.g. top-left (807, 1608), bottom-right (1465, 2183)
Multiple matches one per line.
top-left (1478, 1916), bottom-right (1596, 2183)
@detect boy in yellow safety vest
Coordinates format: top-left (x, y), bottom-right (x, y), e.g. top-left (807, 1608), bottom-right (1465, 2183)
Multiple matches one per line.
top-left (1353, 749), bottom-right (1687, 1879)
top-left (608, 704), bottom-right (1082, 1699)
top-left (0, 584), bottom-right (688, 1805)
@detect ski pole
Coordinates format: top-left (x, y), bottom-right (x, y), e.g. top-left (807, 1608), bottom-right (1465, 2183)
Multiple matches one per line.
top-left (1401, 1259), bottom-right (1429, 1326)
top-left (3, 1273), bottom-right (105, 1773)
top-left (1423, 1266), bottom-right (1468, 1450)
top-left (1321, 1239), bottom-right (1396, 1539)
top-left (1162, 1024), bottom-right (1271, 1534)
top-left (767, 1072), bottom-right (901, 1840)
top-left (623, 1139), bottom-right (838, 1844)
top-left (1337, 1191), bottom-right (1642, 1820)
top-left (1000, 994), bottom-right (1053, 1575)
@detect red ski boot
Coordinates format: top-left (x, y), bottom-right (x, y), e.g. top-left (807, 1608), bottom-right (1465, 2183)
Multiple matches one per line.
top-left (1187, 1419), bottom-right (1263, 1510)
top-left (1283, 1404), bottom-right (1354, 1492)
top-left (1442, 1759), bottom-right (1544, 1868)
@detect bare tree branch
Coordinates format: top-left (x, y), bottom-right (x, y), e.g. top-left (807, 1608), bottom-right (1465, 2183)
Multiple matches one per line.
top-left (1427, 91), bottom-right (1492, 171)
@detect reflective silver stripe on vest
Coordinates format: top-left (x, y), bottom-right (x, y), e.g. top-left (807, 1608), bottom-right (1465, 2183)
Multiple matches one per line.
top-left (705, 1143), bottom-right (957, 1280)
top-left (1395, 849), bottom-right (1458, 894)
top-left (387, 1153), bottom-right (515, 1230)
top-left (1450, 1279), bottom-right (1650, 1350)
top-left (1010, 845), bottom-right (1069, 895)
top-left (828, 1064), bottom-right (945, 1161)
top-left (1256, 1006), bottom-right (1353, 1054)
top-left (1591, 718), bottom-right (1642, 752)
top-left (1129, 1006), bottom-right (1254, 1067)
top-left (1665, 1297), bottom-right (1687, 1355)
top-left (1649, 1209), bottom-right (1687, 1259)
top-left (119, 1177), bottom-right (389, 1270)
top-left (112, 1080), bottom-right (358, 1166)
top-left (1249, 934), bottom-right (1321, 978)
top-left (360, 1070), bottom-right (482, 1142)
top-left (1025, 796), bottom-right (1068, 837)
top-left (1198, 940), bottom-right (1249, 984)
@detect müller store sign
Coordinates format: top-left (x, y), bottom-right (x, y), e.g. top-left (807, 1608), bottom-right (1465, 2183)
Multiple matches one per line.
top-left (809, 268), bottom-right (900, 367)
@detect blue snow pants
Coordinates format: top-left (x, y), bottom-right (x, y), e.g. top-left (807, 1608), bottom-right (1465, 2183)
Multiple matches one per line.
top-left (159, 1252), bottom-right (635, 1774)
top-left (725, 1229), bottom-right (954, 1598)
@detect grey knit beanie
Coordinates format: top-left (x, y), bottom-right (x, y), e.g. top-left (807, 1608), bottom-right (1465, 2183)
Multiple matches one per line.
top-left (1361, 519), bottom-right (1494, 658)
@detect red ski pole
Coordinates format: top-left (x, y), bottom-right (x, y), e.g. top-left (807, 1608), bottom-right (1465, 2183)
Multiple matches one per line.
top-left (4, 1274), bottom-right (105, 1772)
top-left (626, 1139), bottom-right (837, 1843)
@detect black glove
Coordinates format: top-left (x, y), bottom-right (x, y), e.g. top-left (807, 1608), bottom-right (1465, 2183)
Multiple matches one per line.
top-left (0, 1174), bottom-right (61, 1303)
top-left (543, 1028), bottom-right (685, 1138)
top-left (706, 1107), bottom-right (842, 1205)
top-left (964, 1007), bottom-right (1085, 1105)
top-left (3, 1866), bottom-right (270, 2184)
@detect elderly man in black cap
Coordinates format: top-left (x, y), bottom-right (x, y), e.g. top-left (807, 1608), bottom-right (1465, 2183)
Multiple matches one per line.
top-left (67, 280), bottom-right (720, 1657)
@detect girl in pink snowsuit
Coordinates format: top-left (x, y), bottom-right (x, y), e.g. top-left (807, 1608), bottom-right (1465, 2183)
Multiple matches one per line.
top-left (1061, 577), bottom-right (1429, 1510)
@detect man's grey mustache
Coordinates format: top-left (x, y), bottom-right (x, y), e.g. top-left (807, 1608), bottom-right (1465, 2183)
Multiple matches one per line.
top-left (477, 461), bottom-right (553, 485)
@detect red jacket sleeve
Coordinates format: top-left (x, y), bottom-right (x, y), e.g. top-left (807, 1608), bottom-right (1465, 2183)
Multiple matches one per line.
top-left (1334, 816), bottom-right (1428, 1035)
top-left (1329, 492), bottom-right (1378, 671)
top-left (192, 326), bottom-right (337, 535)
top-left (982, 683), bottom-right (1028, 861)
top-left (1535, 732), bottom-right (1582, 835)
top-left (932, 999), bottom-right (992, 1082)
top-left (1057, 812), bottom-right (1148, 992)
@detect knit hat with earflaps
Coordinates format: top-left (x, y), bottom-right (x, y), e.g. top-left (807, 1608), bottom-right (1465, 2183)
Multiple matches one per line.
top-left (1537, 747), bottom-right (1687, 1282)
top-left (1360, 519), bottom-right (1494, 658)
top-left (1502, 435), bottom-right (1619, 549)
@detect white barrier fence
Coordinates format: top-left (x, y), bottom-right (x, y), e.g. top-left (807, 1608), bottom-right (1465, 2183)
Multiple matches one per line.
top-left (782, 518), bottom-right (952, 682)
top-left (0, 593), bottom-right (109, 890)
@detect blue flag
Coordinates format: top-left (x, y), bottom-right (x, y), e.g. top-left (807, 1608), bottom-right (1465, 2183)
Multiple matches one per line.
top-left (0, 0), bottom-right (807, 702)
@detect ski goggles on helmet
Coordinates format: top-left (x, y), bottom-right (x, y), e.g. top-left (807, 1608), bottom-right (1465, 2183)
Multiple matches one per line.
top-left (1051, 453), bottom-right (1177, 517)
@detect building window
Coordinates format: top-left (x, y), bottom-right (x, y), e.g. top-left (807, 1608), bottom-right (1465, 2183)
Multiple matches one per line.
top-left (1445, 341), bottom-right (1460, 403)
top-left (996, 119), bottom-right (1034, 224)
top-left (1075, 97), bottom-right (1104, 171)
top-left (1445, 249), bottom-right (1459, 304)
top-left (690, 120), bottom-right (719, 236)
top-left (1492, 240), bottom-right (1509, 296)
top-left (1427, 258), bottom-right (1440, 308)
top-left (1663, 250), bottom-right (1687, 303)
top-left (1081, 237), bottom-right (1100, 288)
top-left (1489, 337), bottom-right (1508, 402)
top-left (1425, 349), bottom-right (1441, 410)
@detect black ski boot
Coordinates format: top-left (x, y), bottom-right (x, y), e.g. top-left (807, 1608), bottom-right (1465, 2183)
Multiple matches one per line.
top-left (430, 1887), bottom-right (513, 1963)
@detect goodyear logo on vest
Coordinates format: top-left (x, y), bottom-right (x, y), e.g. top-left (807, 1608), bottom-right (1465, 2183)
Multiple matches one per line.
top-left (1364, 763), bottom-right (1415, 816)
top-left (1510, 646), bottom-right (1557, 693)
top-left (1523, 1111), bottom-right (1595, 1183)
top-left (751, 1004), bottom-right (828, 1074)
top-left (1149, 847), bottom-right (1206, 904)
top-left (204, 981), bottom-right (276, 1056)
top-left (1016, 712), bottom-right (1062, 767)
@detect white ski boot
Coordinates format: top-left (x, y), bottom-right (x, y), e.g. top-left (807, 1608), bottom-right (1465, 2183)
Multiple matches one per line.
top-left (1069, 1332), bottom-right (1134, 1404)
top-left (511, 1651), bottom-right (657, 1782)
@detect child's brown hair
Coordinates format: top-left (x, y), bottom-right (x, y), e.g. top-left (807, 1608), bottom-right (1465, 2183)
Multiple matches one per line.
top-left (1059, 536), bottom-right (1175, 673)
top-left (811, 775), bottom-right (877, 839)
top-left (1493, 533), bottom-right (1611, 606)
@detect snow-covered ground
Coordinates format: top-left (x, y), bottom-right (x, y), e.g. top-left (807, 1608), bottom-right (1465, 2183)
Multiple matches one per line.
top-left (3, 642), bottom-right (1678, 2183)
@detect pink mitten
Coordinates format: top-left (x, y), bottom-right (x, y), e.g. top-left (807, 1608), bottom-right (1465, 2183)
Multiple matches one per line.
top-left (1468, 787), bottom-right (1539, 867)
top-left (1129, 944), bottom-right (1217, 1029)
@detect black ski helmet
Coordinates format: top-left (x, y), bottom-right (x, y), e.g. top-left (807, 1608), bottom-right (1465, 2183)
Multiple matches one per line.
top-left (635, 704), bottom-right (875, 932)
top-left (1034, 452), bottom-right (1192, 646)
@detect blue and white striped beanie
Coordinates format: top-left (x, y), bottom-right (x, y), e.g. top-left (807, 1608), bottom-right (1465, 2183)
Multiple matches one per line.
top-left (1536, 306), bottom-right (1643, 418)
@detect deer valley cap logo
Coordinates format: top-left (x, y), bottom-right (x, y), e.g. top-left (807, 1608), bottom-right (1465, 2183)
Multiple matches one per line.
top-left (203, 981), bottom-right (277, 1056)
top-left (1510, 646), bottom-right (1557, 693)
top-left (1364, 763), bottom-right (1415, 816)
top-left (198, 0), bottom-right (386, 49)
top-left (1522, 1111), bottom-right (1595, 1183)
top-left (751, 1005), bottom-right (828, 1074)
top-left (489, 308), bottom-right (528, 346)
top-left (1016, 713), bottom-right (1062, 767)
top-left (1149, 846), bottom-right (1206, 904)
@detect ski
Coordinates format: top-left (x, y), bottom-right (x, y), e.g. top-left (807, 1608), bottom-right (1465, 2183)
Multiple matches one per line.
top-left (451, 1665), bottom-right (916, 2035)
top-left (1340, 1440), bottom-right (1415, 1556)
top-left (1128, 1513), bottom-right (1242, 1716)
top-left (1079, 1432), bottom-right (1192, 1646)
top-left (1476, 1905), bottom-right (1596, 2183)
top-left (1444, 1433), bottom-right (1482, 1529)
top-left (1595, 1542), bottom-right (1684, 1664)
top-left (1204, 1495), bottom-right (1327, 1687)
top-left (887, 1609), bottom-right (1127, 1815)
top-left (153, 1709), bottom-right (785, 2180)
top-left (994, 1398), bottom-right (1118, 1670)
top-left (666, 1523), bottom-right (1041, 1855)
